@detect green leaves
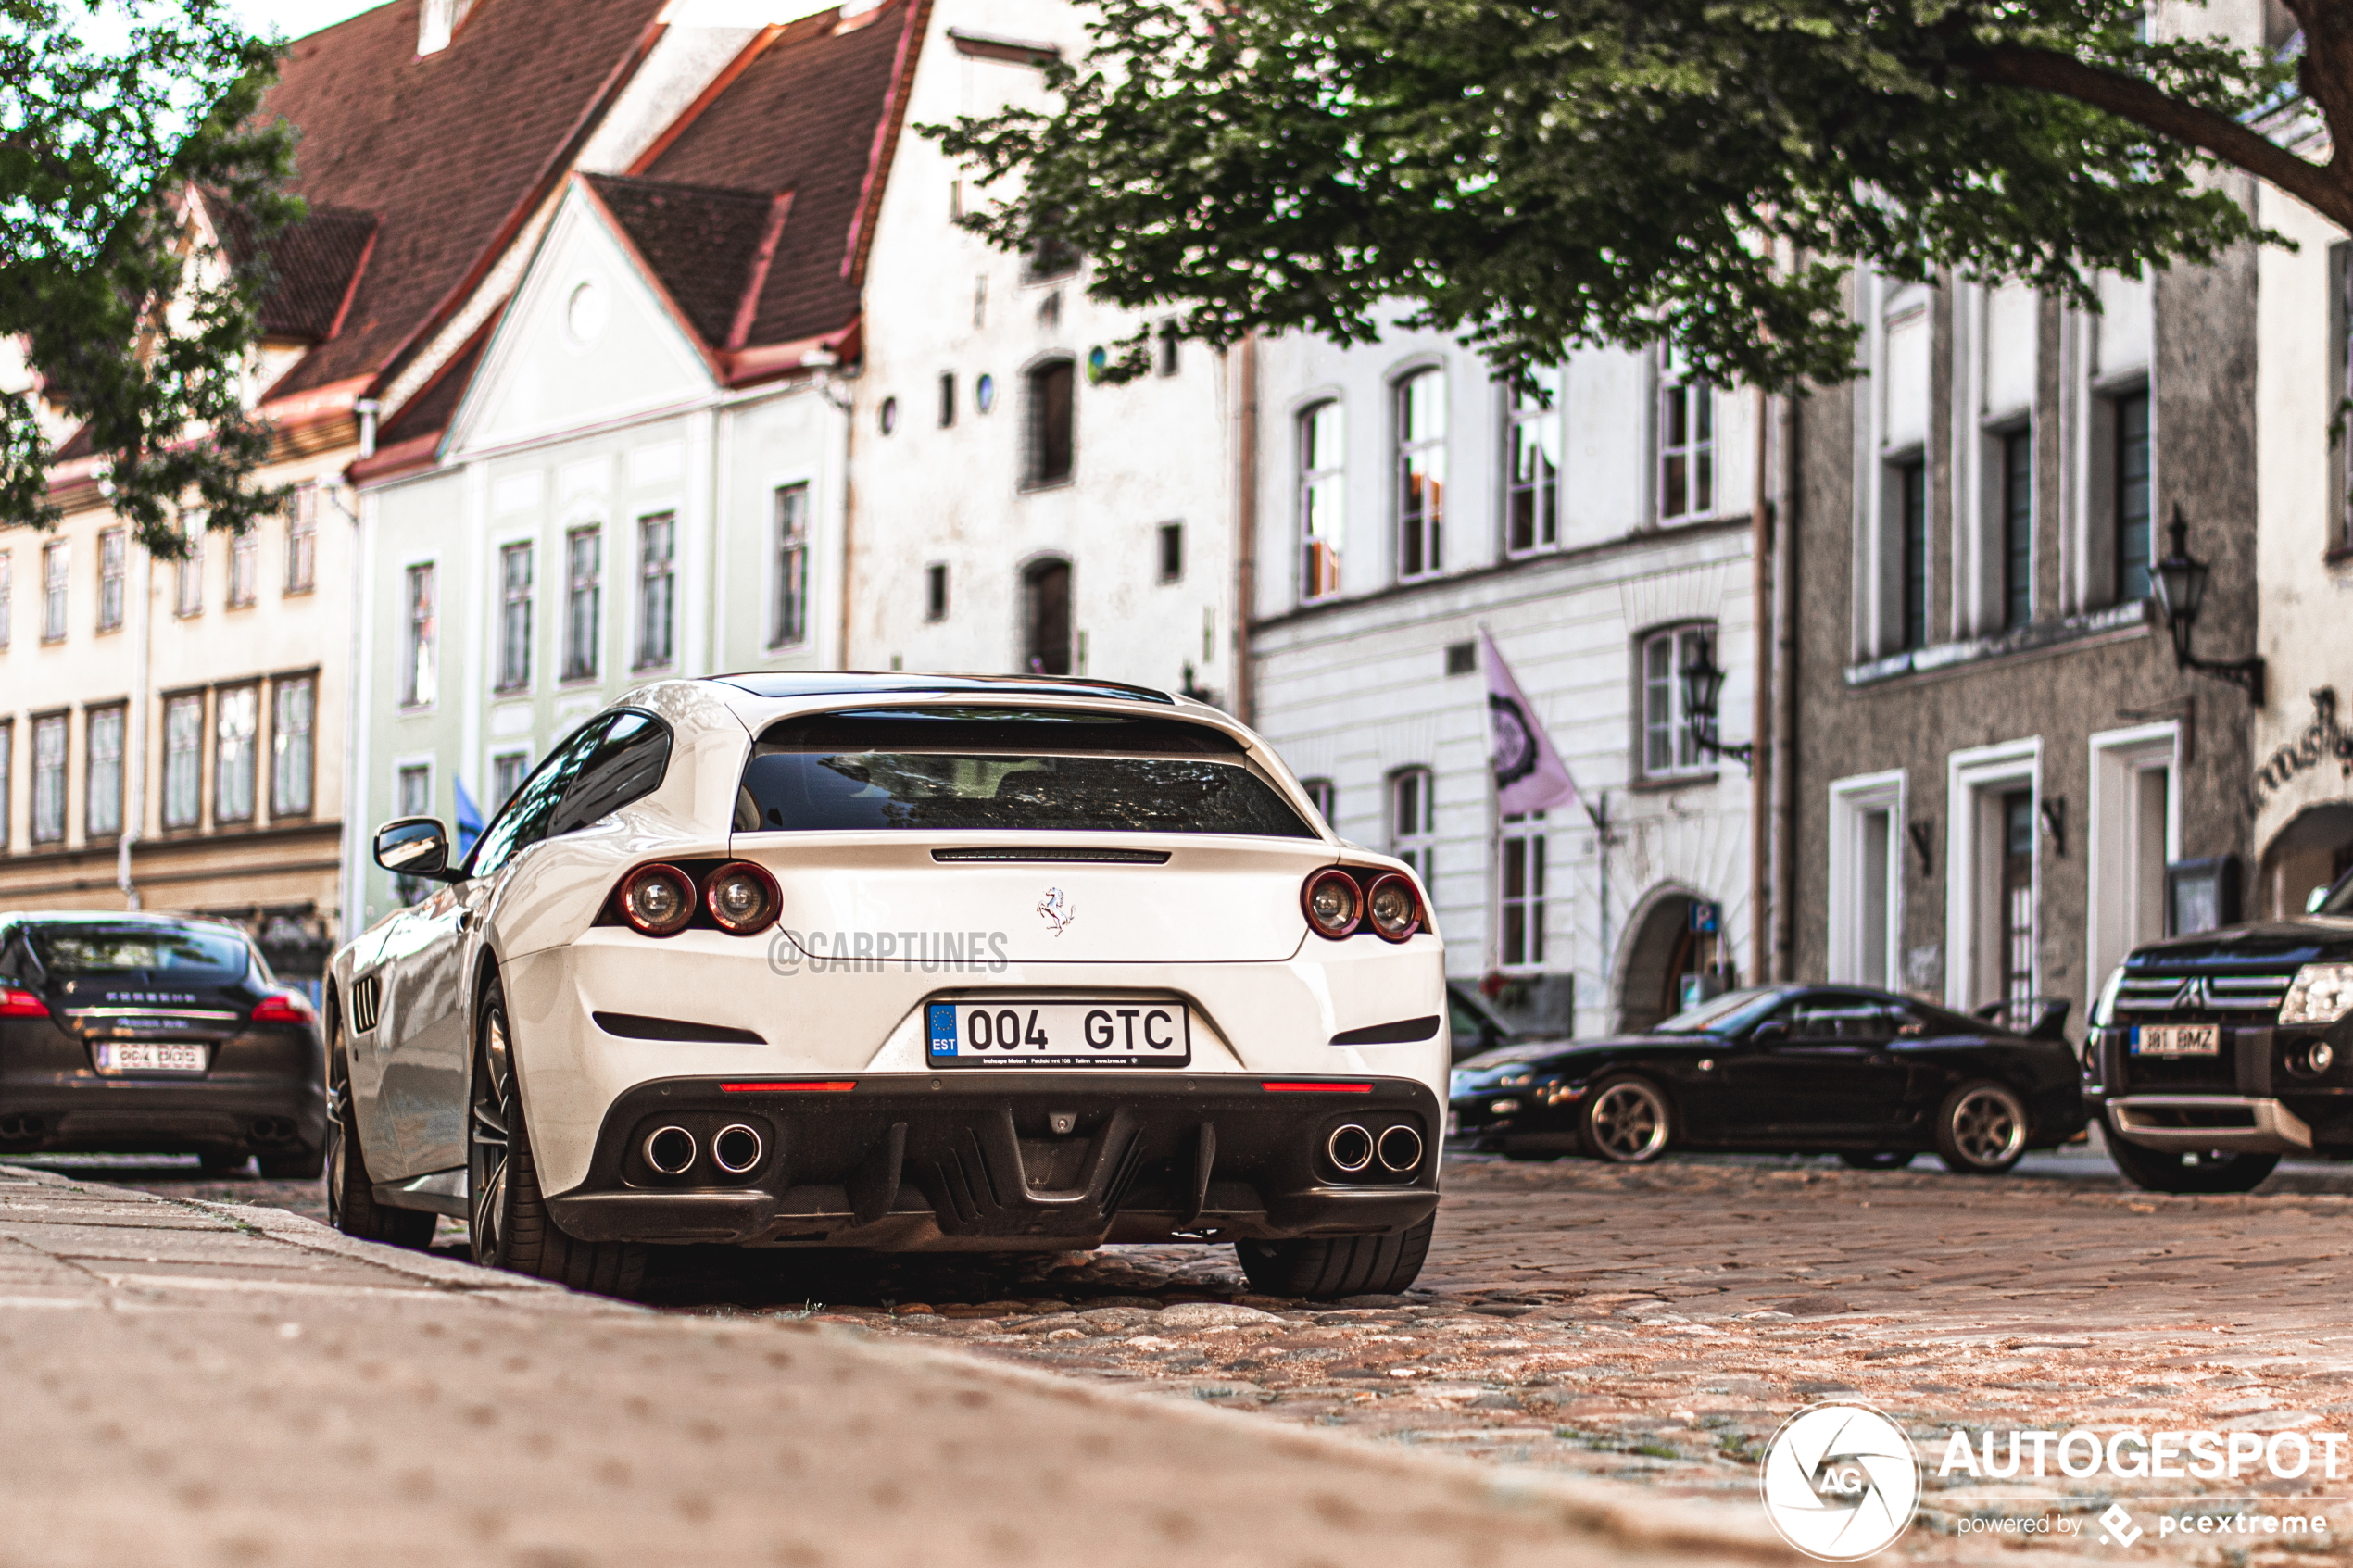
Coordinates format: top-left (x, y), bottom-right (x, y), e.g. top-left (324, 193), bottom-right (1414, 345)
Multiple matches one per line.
top-left (930, 0), bottom-right (2291, 389)
top-left (1, 0), bottom-right (297, 553)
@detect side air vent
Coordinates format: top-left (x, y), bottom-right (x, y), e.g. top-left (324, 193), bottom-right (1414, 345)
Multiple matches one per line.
top-left (931, 847), bottom-right (1171, 864)
top-left (349, 975), bottom-right (382, 1035)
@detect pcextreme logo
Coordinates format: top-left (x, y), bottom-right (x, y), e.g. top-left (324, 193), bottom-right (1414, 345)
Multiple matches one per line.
top-left (1759, 1402), bottom-right (1923, 1561)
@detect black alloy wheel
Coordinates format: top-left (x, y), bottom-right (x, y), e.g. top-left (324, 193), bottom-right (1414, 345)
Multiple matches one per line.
top-left (1932, 1081), bottom-right (2029, 1174)
top-left (2103, 1120), bottom-right (2280, 1195)
top-left (468, 976), bottom-right (644, 1296)
top-left (324, 1015), bottom-right (435, 1248)
top-left (1235, 1214), bottom-right (1434, 1299)
top-left (1839, 1151), bottom-right (1916, 1170)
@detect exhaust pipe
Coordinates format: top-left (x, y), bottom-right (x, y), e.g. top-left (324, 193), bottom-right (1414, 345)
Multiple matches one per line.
top-left (1326, 1123), bottom-right (1373, 1173)
top-left (711, 1123), bottom-right (764, 1175)
top-left (643, 1125), bottom-right (698, 1175)
top-left (0, 1113), bottom-right (39, 1140)
top-left (1377, 1124), bottom-right (1423, 1173)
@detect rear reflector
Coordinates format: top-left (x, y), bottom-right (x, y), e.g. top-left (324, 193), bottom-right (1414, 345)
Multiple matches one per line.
top-left (1261, 1081), bottom-right (1371, 1093)
top-left (0, 988), bottom-right (47, 1019)
top-left (720, 1081), bottom-right (856, 1094)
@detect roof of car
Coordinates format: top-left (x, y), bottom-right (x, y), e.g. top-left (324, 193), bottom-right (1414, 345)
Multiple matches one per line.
top-left (1, 911), bottom-right (248, 935)
top-left (711, 672), bottom-right (1177, 705)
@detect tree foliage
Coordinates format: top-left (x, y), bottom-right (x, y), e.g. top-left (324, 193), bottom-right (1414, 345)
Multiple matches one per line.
top-left (932, 0), bottom-right (2319, 388)
top-left (1, 0), bottom-right (296, 553)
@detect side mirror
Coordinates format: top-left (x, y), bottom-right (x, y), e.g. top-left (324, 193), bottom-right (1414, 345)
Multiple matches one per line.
top-left (2309, 885), bottom-right (2333, 914)
top-left (373, 817), bottom-right (458, 880)
top-left (1748, 1019), bottom-right (1790, 1046)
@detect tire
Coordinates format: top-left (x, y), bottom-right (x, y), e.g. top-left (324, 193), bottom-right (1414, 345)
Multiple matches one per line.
top-left (197, 1149), bottom-right (249, 1175)
top-left (1933, 1081), bottom-right (2029, 1174)
top-left (469, 976), bottom-right (644, 1296)
top-left (259, 1146), bottom-right (325, 1180)
top-left (1578, 1075), bottom-right (1672, 1164)
top-left (1840, 1151), bottom-right (1915, 1170)
top-left (324, 1019), bottom-right (435, 1248)
top-left (2103, 1121), bottom-right (2280, 1194)
top-left (1235, 1215), bottom-right (1433, 1299)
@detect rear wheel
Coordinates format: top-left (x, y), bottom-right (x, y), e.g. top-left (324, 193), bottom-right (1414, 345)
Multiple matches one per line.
top-left (2104, 1122), bottom-right (2280, 1194)
top-left (1235, 1215), bottom-right (1433, 1299)
top-left (324, 1018), bottom-right (435, 1248)
top-left (469, 976), bottom-right (644, 1296)
top-left (1579, 1075), bottom-right (1672, 1163)
top-left (1933, 1081), bottom-right (2029, 1174)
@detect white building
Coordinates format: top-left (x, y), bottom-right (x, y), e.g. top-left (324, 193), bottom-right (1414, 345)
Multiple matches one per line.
top-left (1246, 328), bottom-right (1763, 1035)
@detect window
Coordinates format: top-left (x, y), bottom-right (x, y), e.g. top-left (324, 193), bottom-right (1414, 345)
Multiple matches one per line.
top-left (1298, 400), bottom-right (1345, 601)
top-left (31, 713), bottom-right (66, 844)
top-left (1390, 767), bottom-right (1435, 884)
top-left (1157, 321), bottom-right (1180, 378)
top-left (1896, 457), bottom-right (1927, 651)
top-left (2114, 389), bottom-right (2152, 601)
top-left (1659, 363), bottom-right (1713, 522)
top-left (471, 710), bottom-right (676, 877)
top-left (162, 694), bottom-right (202, 829)
top-left (174, 521), bottom-right (202, 618)
top-left (771, 483), bottom-right (809, 647)
top-left (1998, 789), bottom-right (2035, 1018)
top-left (491, 749), bottom-right (532, 811)
top-left (938, 372), bottom-right (956, 428)
top-left (97, 529), bottom-right (124, 632)
top-left (1301, 777), bottom-right (1336, 829)
top-left (285, 485), bottom-right (317, 596)
top-left (562, 528), bottom-right (599, 680)
top-left (393, 763), bottom-right (433, 905)
top-left (41, 541), bottom-right (67, 642)
top-left (497, 542), bottom-right (533, 692)
top-left (1157, 521), bottom-right (1183, 584)
top-left (924, 563), bottom-right (949, 622)
top-left (401, 563), bottom-right (437, 707)
top-left (2001, 428), bottom-right (2032, 630)
top-left (1505, 370), bottom-right (1561, 556)
top-left (0, 550), bottom-right (11, 649)
top-left (227, 529), bottom-right (258, 608)
top-left (1395, 370), bottom-right (1445, 580)
top-left (635, 513), bottom-right (675, 671)
top-left (1500, 812), bottom-right (1546, 968)
top-left (0, 720), bottom-right (10, 847)
top-left (1022, 558), bottom-right (1072, 675)
top-left (1640, 625), bottom-right (1711, 776)
top-left (271, 674), bottom-right (315, 818)
top-left (84, 704), bottom-right (123, 840)
top-left (1026, 359), bottom-right (1075, 486)
top-left (1025, 213), bottom-right (1079, 282)
top-left (214, 684), bottom-right (258, 823)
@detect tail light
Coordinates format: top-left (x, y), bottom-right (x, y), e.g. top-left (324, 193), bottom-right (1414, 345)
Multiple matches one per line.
top-left (250, 992), bottom-right (315, 1025)
top-left (618, 863), bottom-right (697, 936)
top-left (1302, 869), bottom-right (1362, 939)
top-left (703, 860), bottom-right (781, 935)
top-left (0, 987), bottom-right (48, 1019)
top-left (1364, 872), bottom-right (1421, 942)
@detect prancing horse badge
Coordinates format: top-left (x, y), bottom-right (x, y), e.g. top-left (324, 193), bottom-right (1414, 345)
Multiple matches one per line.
top-left (1037, 886), bottom-right (1076, 937)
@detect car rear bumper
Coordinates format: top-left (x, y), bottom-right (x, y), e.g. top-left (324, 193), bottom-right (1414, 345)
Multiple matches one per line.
top-left (2105, 1094), bottom-right (2313, 1154)
top-left (0, 1074), bottom-right (327, 1156)
top-left (544, 1072), bottom-right (1440, 1248)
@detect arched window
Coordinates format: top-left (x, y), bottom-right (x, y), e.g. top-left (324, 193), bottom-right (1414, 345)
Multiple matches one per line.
top-left (1022, 558), bottom-right (1072, 675)
top-left (1026, 358), bottom-right (1076, 487)
top-left (1390, 766), bottom-right (1435, 884)
top-left (1298, 401), bottom-right (1344, 601)
top-left (1394, 370), bottom-right (1445, 580)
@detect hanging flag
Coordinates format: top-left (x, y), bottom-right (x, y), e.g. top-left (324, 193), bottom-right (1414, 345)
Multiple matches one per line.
top-left (1481, 630), bottom-right (1579, 816)
top-left (453, 775), bottom-right (484, 859)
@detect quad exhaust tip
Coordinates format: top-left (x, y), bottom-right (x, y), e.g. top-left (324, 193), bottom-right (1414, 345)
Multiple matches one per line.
top-left (711, 1123), bottom-right (764, 1174)
top-left (1377, 1123), bottom-right (1423, 1173)
top-left (643, 1125), bottom-right (698, 1175)
top-left (1327, 1123), bottom-right (1374, 1173)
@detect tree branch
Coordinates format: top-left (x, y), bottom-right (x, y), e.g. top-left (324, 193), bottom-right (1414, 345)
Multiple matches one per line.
top-left (1951, 40), bottom-right (2353, 232)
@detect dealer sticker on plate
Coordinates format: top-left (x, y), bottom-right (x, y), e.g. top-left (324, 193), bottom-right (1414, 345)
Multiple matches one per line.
top-left (2133, 1023), bottom-right (2221, 1058)
top-left (925, 1000), bottom-right (1190, 1069)
top-left (94, 1041), bottom-right (208, 1073)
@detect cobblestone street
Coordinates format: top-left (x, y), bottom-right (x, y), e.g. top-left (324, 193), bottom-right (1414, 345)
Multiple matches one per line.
top-left (55, 1144), bottom-right (2353, 1561)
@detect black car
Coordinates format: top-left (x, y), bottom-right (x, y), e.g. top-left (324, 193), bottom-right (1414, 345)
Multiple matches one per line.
top-left (1449, 983), bottom-right (2085, 1173)
top-left (0, 912), bottom-right (326, 1174)
top-left (2087, 869), bottom-right (2353, 1193)
top-left (1445, 978), bottom-right (1569, 1064)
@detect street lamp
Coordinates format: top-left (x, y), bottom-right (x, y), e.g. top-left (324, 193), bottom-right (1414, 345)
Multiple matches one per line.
top-left (1678, 632), bottom-right (1753, 771)
top-left (2152, 504), bottom-right (2263, 705)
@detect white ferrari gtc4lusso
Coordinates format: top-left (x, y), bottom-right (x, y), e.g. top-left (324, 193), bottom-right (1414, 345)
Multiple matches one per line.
top-left (328, 674), bottom-right (1446, 1298)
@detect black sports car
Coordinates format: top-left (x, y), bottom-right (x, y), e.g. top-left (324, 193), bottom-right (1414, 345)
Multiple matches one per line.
top-left (1449, 984), bottom-right (2086, 1173)
top-left (0, 911), bottom-right (326, 1174)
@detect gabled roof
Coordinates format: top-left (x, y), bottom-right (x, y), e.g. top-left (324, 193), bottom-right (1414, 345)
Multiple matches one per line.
top-left (216, 201), bottom-right (379, 343)
top-left (582, 175), bottom-right (786, 351)
top-left (256, 0), bottom-right (671, 407)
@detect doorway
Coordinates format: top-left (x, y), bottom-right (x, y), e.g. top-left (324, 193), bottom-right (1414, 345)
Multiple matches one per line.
top-left (1022, 558), bottom-right (1072, 675)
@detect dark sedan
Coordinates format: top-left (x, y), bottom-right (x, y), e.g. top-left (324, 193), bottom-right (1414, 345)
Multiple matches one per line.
top-left (1449, 984), bottom-right (2085, 1173)
top-left (0, 912), bottom-right (326, 1174)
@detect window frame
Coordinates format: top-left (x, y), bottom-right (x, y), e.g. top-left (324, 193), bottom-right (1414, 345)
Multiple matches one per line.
top-left (30, 710), bottom-right (69, 845)
top-left (1658, 358), bottom-right (1715, 524)
top-left (212, 680), bottom-right (261, 825)
top-left (41, 540), bottom-right (67, 643)
top-left (2112, 387), bottom-right (2153, 603)
top-left (270, 671), bottom-right (318, 821)
top-left (497, 540), bottom-right (534, 693)
top-left (96, 527), bottom-right (125, 633)
top-left (634, 511), bottom-right (676, 672)
top-left (1297, 398), bottom-right (1345, 603)
top-left (1389, 766), bottom-right (1436, 885)
top-left (1498, 810), bottom-right (1547, 970)
top-left (1504, 370), bottom-right (1562, 558)
top-left (1393, 369), bottom-right (1446, 583)
top-left (1893, 454), bottom-right (1928, 652)
top-left (924, 562), bottom-right (948, 623)
top-left (285, 484), bottom-right (318, 596)
top-left (160, 689), bottom-right (205, 831)
top-left (771, 483), bottom-right (811, 649)
top-left (1637, 622), bottom-right (1715, 781)
top-left (227, 528), bottom-right (258, 608)
top-left (561, 527), bottom-right (601, 683)
top-left (174, 520), bottom-right (203, 619)
top-left (1024, 357), bottom-right (1076, 489)
top-left (1300, 777), bottom-right (1337, 832)
top-left (1999, 424), bottom-right (2032, 630)
top-left (1157, 521), bottom-right (1183, 584)
top-left (401, 561), bottom-right (438, 709)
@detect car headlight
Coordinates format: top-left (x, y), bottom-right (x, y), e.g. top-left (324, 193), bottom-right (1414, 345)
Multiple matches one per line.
top-left (2091, 966), bottom-right (2126, 1029)
top-left (2281, 963), bottom-right (2353, 1025)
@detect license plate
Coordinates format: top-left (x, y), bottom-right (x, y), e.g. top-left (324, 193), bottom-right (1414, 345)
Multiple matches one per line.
top-left (925, 1000), bottom-right (1191, 1069)
top-left (2133, 1023), bottom-right (2221, 1058)
top-left (94, 1041), bottom-right (208, 1073)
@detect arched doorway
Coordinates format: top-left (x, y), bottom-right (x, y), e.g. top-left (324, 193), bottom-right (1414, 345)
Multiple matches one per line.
top-left (2261, 802), bottom-right (2353, 918)
top-left (1615, 887), bottom-right (1730, 1033)
top-left (1021, 558), bottom-right (1071, 674)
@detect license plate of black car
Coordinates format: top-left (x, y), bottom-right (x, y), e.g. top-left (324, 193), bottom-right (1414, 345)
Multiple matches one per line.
top-left (925, 1001), bottom-right (1191, 1068)
top-left (2133, 1023), bottom-right (2220, 1057)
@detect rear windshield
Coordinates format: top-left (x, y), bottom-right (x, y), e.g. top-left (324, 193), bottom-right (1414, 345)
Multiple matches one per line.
top-left (735, 709), bottom-right (1316, 837)
top-left (25, 923), bottom-right (250, 980)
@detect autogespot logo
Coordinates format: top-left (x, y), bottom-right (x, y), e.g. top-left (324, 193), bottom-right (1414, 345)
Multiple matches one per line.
top-left (1759, 1403), bottom-right (1923, 1561)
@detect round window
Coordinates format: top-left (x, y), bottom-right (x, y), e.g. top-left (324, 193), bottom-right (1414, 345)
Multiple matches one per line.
top-left (879, 395), bottom-right (899, 434)
top-left (564, 280), bottom-right (608, 346)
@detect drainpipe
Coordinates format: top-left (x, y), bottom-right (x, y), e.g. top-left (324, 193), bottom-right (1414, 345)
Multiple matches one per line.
top-left (1750, 385), bottom-right (1771, 985)
top-left (117, 544), bottom-right (154, 909)
top-left (355, 399), bottom-right (380, 460)
top-left (1771, 390), bottom-right (1800, 982)
top-left (1232, 332), bottom-right (1259, 725)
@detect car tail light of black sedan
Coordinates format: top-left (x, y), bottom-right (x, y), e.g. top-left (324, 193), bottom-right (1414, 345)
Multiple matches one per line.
top-left (0, 912), bottom-right (326, 1175)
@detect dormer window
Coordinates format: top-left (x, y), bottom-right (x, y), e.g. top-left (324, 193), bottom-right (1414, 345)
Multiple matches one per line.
top-left (418, 0), bottom-right (474, 56)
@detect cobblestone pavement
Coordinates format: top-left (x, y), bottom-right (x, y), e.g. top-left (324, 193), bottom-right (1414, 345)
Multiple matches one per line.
top-left (57, 1145), bottom-right (2353, 1562)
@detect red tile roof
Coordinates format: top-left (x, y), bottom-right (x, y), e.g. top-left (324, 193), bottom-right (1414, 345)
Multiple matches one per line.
top-left (216, 200), bottom-right (379, 342)
top-left (582, 175), bottom-right (785, 350)
top-left (257, 0), bottom-right (669, 406)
